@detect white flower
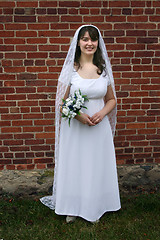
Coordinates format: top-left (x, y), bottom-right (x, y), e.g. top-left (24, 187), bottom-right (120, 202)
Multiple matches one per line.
top-left (66, 97), bottom-right (71, 102)
top-left (62, 107), bottom-right (69, 116)
top-left (61, 89), bottom-right (88, 126)
top-left (74, 102), bottom-right (81, 109)
top-left (66, 100), bottom-right (73, 107)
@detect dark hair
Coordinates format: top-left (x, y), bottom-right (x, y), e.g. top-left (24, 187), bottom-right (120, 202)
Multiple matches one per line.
top-left (74, 26), bottom-right (106, 75)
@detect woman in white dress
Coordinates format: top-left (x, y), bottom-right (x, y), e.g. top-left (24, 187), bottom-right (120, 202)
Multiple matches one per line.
top-left (40, 25), bottom-right (121, 223)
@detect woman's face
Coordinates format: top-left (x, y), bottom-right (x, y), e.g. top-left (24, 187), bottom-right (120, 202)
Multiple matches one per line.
top-left (78, 31), bottom-right (98, 56)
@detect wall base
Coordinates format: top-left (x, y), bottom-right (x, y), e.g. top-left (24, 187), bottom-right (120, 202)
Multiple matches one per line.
top-left (0, 164), bottom-right (159, 198)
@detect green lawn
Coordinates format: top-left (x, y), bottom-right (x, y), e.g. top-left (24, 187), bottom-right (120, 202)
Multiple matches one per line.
top-left (0, 192), bottom-right (159, 240)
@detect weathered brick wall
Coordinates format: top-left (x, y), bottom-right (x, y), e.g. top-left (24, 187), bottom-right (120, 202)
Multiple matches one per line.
top-left (0, 0), bottom-right (160, 170)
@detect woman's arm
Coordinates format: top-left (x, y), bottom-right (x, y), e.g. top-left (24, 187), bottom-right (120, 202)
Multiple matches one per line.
top-left (90, 85), bottom-right (116, 124)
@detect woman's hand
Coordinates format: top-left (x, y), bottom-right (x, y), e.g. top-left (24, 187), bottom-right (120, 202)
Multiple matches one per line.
top-left (75, 112), bottom-right (95, 126)
top-left (90, 109), bottom-right (106, 125)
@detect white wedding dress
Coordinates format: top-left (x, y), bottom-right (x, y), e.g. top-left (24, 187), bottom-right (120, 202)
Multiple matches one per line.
top-left (41, 70), bottom-right (121, 222)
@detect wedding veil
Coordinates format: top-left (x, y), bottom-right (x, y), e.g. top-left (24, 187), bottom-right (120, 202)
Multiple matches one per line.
top-left (40, 24), bottom-right (117, 210)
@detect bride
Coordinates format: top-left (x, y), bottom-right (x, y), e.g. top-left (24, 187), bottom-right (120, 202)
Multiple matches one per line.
top-left (40, 25), bottom-right (121, 223)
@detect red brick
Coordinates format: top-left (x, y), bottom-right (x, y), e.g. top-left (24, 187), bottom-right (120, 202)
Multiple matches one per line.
top-left (51, 23), bottom-right (69, 30)
top-left (27, 94), bottom-right (47, 100)
top-left (36, 152), bottom-right (44, 157)
top-left (34, 119), bottom-right (53, 126)
top-left (6, 165), bottom-right (15, 170)
top-left (14, 16), bottom-right (36, 23)
top-left (27, 52), bottom-right (47, 59)
top-left (14, 133), bottom-right (34, 139)
top-left (147, 110), bottom-right (160, 116)
top-left (16, 165), bottom-right (27, 170)
top-left (1, 127), bottom-right (21, 133)
top-left (15, 152), bottom-right (25, 158)
top-left (80, 8), bottom-right (89, 14)
top-left (0, 45), bottom-right (14, 52)
top-left (131, 1), bottom-right (145, 7)
top-left (0, 134), bottom-right (13, 140)
top-left (39, 1), bottom-right (57, 7)
top-left (61, 16), bottom-right (82, 22)
top-left (28, 23), bottom-right (49, 30)
top-left (36, 132), bottom-right (55, 139)
top-left (6, 94), bottom-right (26, 101)
top-left (126, 44), bottom-right (145, 50)
top-left (18, 101), bottom-right (38, 106)
top-left (149, 16), bottom-right (160, 22)
top-left (0, 74), bottom-right (15, 80)
top-left (27, 38), bottom-right (47, 44)
top-left (133, 65), bottom-right (152, 71)
top-left (0, 121), bottom-right (11, 127)
top-left (109, 1), bottom-right (129, 7)
top-left (0, 87), bottom-right (14, 94)
top-left (34, 157), bottom-right (53, 164)
top-left (15, 87), bottom-right (36, 94)
top-left (122, 8), bottom-right (132, 15)
top-left (114, 23), bottom-right (134, 30)
top-left (81, 1), bottom-right (101, 7)
top-left (16, 30), bottom-right (37, 37)
top-left (37, 164), bottom-right (46, 169)
top-left (5, 53), bottom-right (25, 60)
top-left (5, 23), bottom-right (26, 31)
top-left (126, 30), bottom-right (146, 36)
top-left (114, 51), bottom-right (134, 58)
top-left (127, 135), bottom-right (145, 141)
top-left (135, 23), bottom-right (156, 30)
top-left (131, 141), bottom-right (149, 147)
top-left (38, 30), bottom-right (59, 38)
top-left (145, 8), bottom-right (155, 15)
top-left (38, 15), bottom-right (59, 22)
top-left (106, 16), bottom-right (126, 22)
top-left (16, 45), bottom-right (37, 52)
top-left (104, 30), bottom-right (124, 37)
top-left (1, 114), bottom-right (22, 121)
top-left (31, 107), bottom-right (41, 113)
top-left (113, 65), bottom-right (131, 71)
top-left (12, 120), bottom-right (32, 126)
top-left (0, 2), bottom-right (15, 7)
top-left (69, 8), bottom-right (78, 14)
top-left (137, 38), bottom-right (158, 44)
top-left (17, 73), bottom-right (36, 80)
top-left (135, 51), bottom-right (154, 57)
top-left (27, 164), bottom-right (35, 170)
top-left (47, 163), bottom-right (54, 168)
top-left (23, 113), bottom-right (43, 119)
top-left (0, 159), bottom-right (11, 164)
top-left (25, 139), bottom-right (44, 145)
top-left (38, 73), bottom-right (58, 80)
top-left (0, 16), bottom-right (13, 23)
top-left (39, 45), bottom-right (59, 51)
top-left (4, 65), bottom-right (24, 73)
top-left (126, 123), bottom-right (145, 129)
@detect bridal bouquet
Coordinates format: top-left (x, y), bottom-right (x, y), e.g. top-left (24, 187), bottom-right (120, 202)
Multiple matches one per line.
top-left (61, 89), bottom-right (89, 126)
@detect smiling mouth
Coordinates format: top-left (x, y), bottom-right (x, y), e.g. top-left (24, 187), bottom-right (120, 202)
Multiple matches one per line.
top-left (86, 47), bottom-right (94, 50)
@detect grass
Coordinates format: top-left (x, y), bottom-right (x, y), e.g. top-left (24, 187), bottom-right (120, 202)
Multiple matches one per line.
top-left (0, 192), bottom-right (160, 240)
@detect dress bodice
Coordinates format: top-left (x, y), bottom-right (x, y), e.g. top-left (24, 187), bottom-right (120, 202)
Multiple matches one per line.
top-left (70, 70), bottom-right (110, 99)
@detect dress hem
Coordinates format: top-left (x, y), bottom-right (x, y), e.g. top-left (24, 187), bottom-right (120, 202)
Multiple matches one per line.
top-left (55, 205), bottom-right (121, 222)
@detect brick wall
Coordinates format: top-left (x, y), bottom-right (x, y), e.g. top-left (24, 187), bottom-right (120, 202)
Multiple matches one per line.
top-left (0, 0), bottom-right (160, 170)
